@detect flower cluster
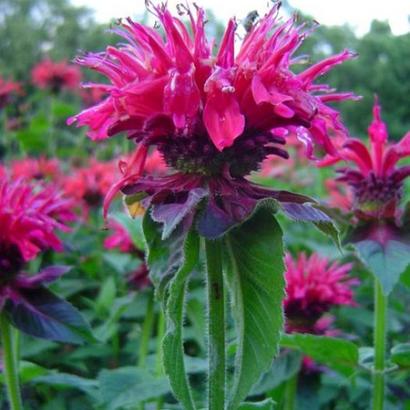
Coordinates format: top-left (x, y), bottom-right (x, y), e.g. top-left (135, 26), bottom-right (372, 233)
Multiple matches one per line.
top-left (284, 252), bottom-right (357, 334)
top-left (320, 99), bottom-right (410, 220)
top-left (68, 3), bottom-right (356, 237)
top-left (9, 157), bottom-right (62, 182)
top-left (32, 59), bottom-right (82, 93)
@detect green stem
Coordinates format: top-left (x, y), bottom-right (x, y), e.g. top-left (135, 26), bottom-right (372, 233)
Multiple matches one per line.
top-left (137, 292), bottom-right (155, 410)
top-left (155, 311), bottom-right (166, 410)
top-left (138, 291), bottom-right (155, 368)
top-left (372, 279), bottom-right (388, 410)
top-left (283, 373), bottom-right (298, 410)
top-left (205, 239), bottom-right (226, 410)
top-left (0, 313), bottom-right (23, 410)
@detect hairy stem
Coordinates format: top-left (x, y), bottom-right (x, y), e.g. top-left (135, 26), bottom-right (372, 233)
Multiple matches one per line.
top-left (0, 313), bottom-right (23, 410)
top-left (138, 292), bottom-right (155, 368)
top-left (155, 310), bottom-right (166, 410)
top-left (372, 279), bottom-right (388, 410)
top-left (205, 239), bottom-right (226, 410)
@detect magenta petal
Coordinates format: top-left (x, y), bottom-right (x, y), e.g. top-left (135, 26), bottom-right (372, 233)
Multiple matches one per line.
top-left (203, 93), bottom-right (245, 151)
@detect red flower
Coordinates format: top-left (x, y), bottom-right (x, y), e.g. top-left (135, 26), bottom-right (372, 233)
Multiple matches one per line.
top-left (104, 220), bottom-right (135, 253)
top-left (0, 177), bottom-right (74, 267)
top-left (320, 98), bottom-right (410, 219)
top-left (10, 157), bottom-right (61, 182)
top-left (284, 253), bottom-right (357, 334)
top-left (31, 59), bottom-right (81, 93)
top-left (0, 76), bottom-right (22, 109)
top-left (324, 179), bottom-right (353, 213)
top-left (80, 86), bottom-right (108, 107)
top-left (63, 159), bottom-right (117, 209)
top-left (68, 3), bottom-right (356, 237)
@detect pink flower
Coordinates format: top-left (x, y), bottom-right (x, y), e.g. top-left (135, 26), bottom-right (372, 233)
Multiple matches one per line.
top-left (324, 179), bottom-right (353, 213)
top-left (10, 157), bottom-right (61, 182)
top-left (0, 176), bottom-right (74, 266)
top-left (0, 76), bottom-right (22, 109)
top-left (68, 3), bottom-right (356, 237)
top-left (284, 252), bottom-right (357, 334)
top-left (32, 59), bottom-right (81, 93)
top-left (319, 98), bottom-right (410, 219)
top-left (104, 221), bottom-right (135, 253)
top-left (63, 159), bottom-right (117, 209)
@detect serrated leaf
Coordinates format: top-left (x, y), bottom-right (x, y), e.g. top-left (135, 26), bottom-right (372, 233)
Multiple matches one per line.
top-left (5, 287), bottom-right (96, 344)
top-left (391, 343), bottom-right (410, 367)
top-left (151, 188), bottom-right (207, 240)
top-left (225, 209), bottom-right (285, 410)
top-left (162, 230), bottom-right (200, 410)
top-left (280, 334), bottom-right (359, 377)
top-left (143, 211), bottom-right (186, 300)
top-left (98, 367), bottom-right (170, 410)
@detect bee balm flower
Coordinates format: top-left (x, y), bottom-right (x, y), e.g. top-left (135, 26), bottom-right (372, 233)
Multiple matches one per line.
top-left (32, 59), bottom-right (81, 93)
top-left (68, 3), bottom-right (357, 238)
top-left (284, 253), bottom-right (357, 334)
top-left (320, 98), bottom-right (410, 220)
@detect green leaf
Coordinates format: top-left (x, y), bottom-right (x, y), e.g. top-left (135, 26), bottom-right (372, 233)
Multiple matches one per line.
top-left (143, 211), bottom-right (186, 299)
top-left (251, 351), bottom-right (302, 395)
top-left (113, 212), bottom-right (145, 250)
top-left (225, 209), bottom-right (285, 410)
top-left (391, 343), bottom-right (410, 368)
top-left (162, 230), bottom-right (200, 410)
top-left (280, 334), bottom-right (359, 377)
top-left (98, 367), bottom-right (170, 410)
top-left (34, 373), bottom-right (99, 399)
top-left (353, 238), bottom-right (410, 295)
top-left (95, 276), bottom-right (117, 316)
top-left (239, 399), bottom-right (276, 409)
top-left (0, 361), bottom-right (47, 384)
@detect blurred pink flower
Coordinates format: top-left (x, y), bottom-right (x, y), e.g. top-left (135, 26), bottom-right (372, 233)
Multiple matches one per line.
top-left (324, 179), bottom-right (353, 212)
top-left (63, 159), bottom-right (117, 209)
top-left (319, 98), bottom-right (410, 220)
top-left (10, 157), bottom-right (61, 181)
top-left (284, 252), bottom-right (357, 334)
top-left (0, 76), bottom-right (22, 109)
top-left (32, 59), bottom-right (81, 93)
top-left (0, 176), bottom-right (74, 266)
top-left (104, 220), bottom-right (134, 253)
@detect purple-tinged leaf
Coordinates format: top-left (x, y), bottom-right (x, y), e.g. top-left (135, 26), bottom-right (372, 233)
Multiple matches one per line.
top-left (151, 188), bottom-right (207, 240)
top-left (15, 266), bottom-right (71, 288)
top-left (280, 202), bottom-right (332, 222)
top-left (4, 287), bottom-right (96, 344)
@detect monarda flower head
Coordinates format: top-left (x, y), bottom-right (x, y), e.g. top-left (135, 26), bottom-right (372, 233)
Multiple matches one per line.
top-left (0, 176), bottom-right (74, 307)
top-left (9, 157), bottom-right (62, 182)
top-left (284, 252), bottom-right (357, 334)
top-left (0, 76), bottom-right (22, 109)
top-left (31, 59), bottom-right (82, 93)
top-left (68, 2), bottom-right (357, 238)
top-left (320, 98), bottom-right (410, 221)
